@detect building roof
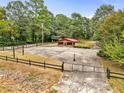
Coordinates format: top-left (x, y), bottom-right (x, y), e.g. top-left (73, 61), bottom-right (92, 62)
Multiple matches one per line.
top-left (59, 38), bottom-right (79, 43)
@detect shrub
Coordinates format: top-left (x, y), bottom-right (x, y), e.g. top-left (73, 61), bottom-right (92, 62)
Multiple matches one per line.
top-left (98, 11), bottom-right (124, 66)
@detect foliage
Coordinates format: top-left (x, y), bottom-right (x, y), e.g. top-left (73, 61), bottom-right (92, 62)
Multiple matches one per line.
top-left (54, 14), bottom-right (72, 37)
top-left (0, 0), bottom-right (124, 71)
top-left (0, 7), bottom-right (6, 20)
top-left (71, 13), bottom-right (91, 39)
top-left (92, 4), bottom-right (115, 40)
top-left (0, 1), bottom-right (120, 50)
top-left (98, 11), bottom-right (124, 66)
top-left (0, 7), bottom-right (14, 44)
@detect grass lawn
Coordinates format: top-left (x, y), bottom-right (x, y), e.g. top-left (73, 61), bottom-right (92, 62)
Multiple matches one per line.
top-left (102, 60), bottom-right (124, 93)
top-left (75, 40), bottom-right (96, 49)
top-left (0, 50), bottom-right (63, 92)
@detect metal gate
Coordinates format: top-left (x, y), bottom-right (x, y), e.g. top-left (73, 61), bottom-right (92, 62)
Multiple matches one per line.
top-left (64, 62), bottom-right (105, 73)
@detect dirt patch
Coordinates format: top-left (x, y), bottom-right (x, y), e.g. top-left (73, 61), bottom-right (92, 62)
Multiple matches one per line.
top-left (0, 59), bottom-right (62, 93)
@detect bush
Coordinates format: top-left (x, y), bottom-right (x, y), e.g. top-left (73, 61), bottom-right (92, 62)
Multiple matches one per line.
top-left (98, 37), bottom-right (124, 66)
top-left (97, 50), bottom-right (107, 57)
top-left (98, 11), bottom-right (124, 66)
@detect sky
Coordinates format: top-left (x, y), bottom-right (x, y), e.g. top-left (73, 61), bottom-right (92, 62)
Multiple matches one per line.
top-left (0, 0), bottom-right (124, 18)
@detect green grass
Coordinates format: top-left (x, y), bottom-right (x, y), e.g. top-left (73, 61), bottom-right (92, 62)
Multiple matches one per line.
top-left (75, 40), bottom-right (95, 49)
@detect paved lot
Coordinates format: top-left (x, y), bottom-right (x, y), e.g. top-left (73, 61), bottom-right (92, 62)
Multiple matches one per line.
top-left (24, 47), bottom-right (113, 93)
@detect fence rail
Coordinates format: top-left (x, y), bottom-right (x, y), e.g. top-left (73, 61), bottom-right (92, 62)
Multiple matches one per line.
top-left (0, 42), bottom-right (56, 51)
top-left (0, 55), bottom-right (64, 72)
top-left (64, 62), bottom-right (105, 73)
top-left (106, 68), bottom-right (124, 80)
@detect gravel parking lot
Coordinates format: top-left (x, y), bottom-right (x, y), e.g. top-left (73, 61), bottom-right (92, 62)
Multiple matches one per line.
top-left (24, 47), bottom-right (113, 93)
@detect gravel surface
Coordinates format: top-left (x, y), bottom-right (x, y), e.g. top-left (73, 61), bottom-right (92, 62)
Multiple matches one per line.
top-left (24, 47), bottom-right (113, 93)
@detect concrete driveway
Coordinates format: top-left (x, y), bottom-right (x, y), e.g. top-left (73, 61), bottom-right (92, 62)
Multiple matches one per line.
top-left (24, 47), bottom-right (113, 93)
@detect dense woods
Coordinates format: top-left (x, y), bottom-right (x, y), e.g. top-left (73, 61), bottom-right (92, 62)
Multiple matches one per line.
top-left (0, 0), bottom-right (114, 44)
top-left (0, 0), bottom-right (124, 65)
top-left (98, 11), bottom-right (124, 65)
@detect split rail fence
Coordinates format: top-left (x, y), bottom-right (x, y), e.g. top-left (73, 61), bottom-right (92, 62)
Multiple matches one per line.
top-left (0, 55), bottom-right (64, 72)
top-left (0, 42), bottom-right (55, 51)
top-left (106, 68), bottom-right (124, 80)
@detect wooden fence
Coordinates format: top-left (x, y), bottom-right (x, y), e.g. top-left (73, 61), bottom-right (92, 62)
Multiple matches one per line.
top-left (106, 68), bottom-right (124, 79)
top-left (0, 44), bottom-right (36, 51)
top-left (0, 55), bottom-right (64, 72)
top-left (0, 42), bottom-right (56, 51)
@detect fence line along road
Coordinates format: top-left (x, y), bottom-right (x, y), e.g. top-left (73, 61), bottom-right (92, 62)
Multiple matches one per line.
top-left (0, 55), bottom-right (64, 72)
top-left (0, 42), bottom-right (56, 51)
top-left (63, 62), bottom-right (106, 73)
top-left (0, 54), bottom-right (106, 73)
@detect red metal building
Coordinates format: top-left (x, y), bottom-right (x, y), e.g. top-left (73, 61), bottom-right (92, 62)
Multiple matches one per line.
top-left (58, 38), bottom-right (79, 47)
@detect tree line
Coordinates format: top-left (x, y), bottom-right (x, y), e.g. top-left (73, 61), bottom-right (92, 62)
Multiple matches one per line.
top-left (0, 0), bottom-right (115, 45)
top-left (0, 0), bottom-right (124, 65)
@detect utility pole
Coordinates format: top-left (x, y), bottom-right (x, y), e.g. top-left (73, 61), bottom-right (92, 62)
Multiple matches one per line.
top-left (41, 23), bottom-right (44, 45)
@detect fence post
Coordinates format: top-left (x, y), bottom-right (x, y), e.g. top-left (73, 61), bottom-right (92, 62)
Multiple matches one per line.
top-left (107, 68), bottom-right (110, 79)
top-left (17, 58), bottom-right (18, 63)
top-left (13, 46), bottom-right (15, 58)
top-left (6, 56), bottom-right (7, 61)
top-left (3, 47), bottom-right (4, 51)
top-left (62, 62), bottom-right (64, 72)
top-left (44, 61), bottom-right (46, 69)
top-left (73, 53), bottom-right (76, 61)
top-left (29, 60), bottom-right (31, 66)
top-left (72, 64), bottom-right (73, 71)
top-left (93, 66), bottom-right (95, 72)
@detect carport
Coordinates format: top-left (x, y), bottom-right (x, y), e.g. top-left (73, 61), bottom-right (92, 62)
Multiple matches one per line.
top-left (58, 38), bottom-right (79, 47)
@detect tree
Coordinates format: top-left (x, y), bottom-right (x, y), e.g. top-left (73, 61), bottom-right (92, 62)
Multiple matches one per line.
top-left (82, 17), bottom-right (91, 39)
top-left (36, 7), bottom-right (54, 42)
top-left (54, 14), bottom-right (72, 37)
top-left (98, 11), bottom-right (124, 65)
top-left (92, 4), bottom-right (115, 40)
top-left (6, 1), bottom-right (28, 42)
top-left (0, 7), bottom-right (6, 20)
top-left (71, 13), bottom-right (91, 39)
top-left (71, 13), bottom-right (82, 20)
top-left (26, 0), bottom-right (50, 42)
top-left (6, 1), bottom-right (26, 21)
top-left (0, 7), bottom-right (13, 44)
top-left (93, 4), bottom-right (115, 21)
